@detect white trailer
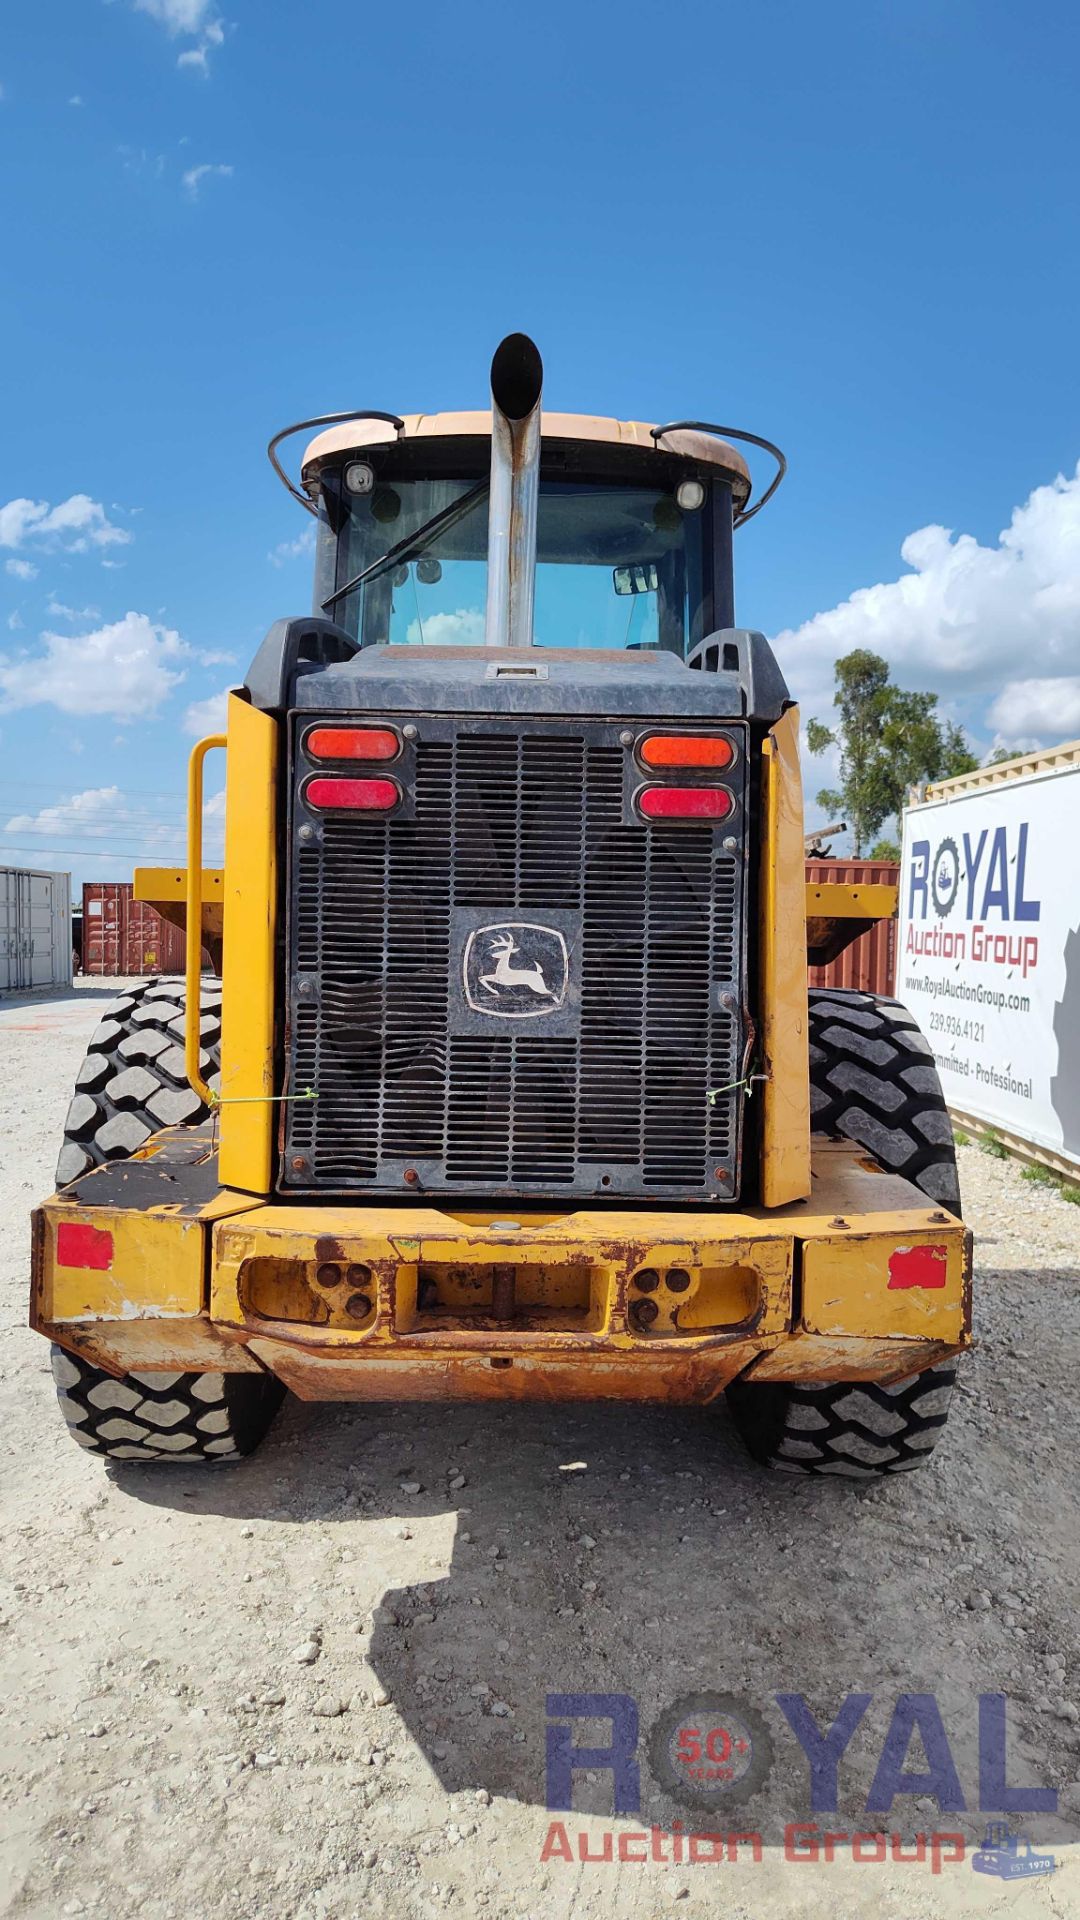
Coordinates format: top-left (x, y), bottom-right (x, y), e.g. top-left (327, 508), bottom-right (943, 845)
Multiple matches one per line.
top-left (0, 866), bottom-right (73, 994)
top-left (899, 740), bottom-right (1080, 1175)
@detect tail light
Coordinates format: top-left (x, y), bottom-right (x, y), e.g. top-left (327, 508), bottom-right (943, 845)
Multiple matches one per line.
top-left (639, 734), bottom-right (735, 770)
top-left (306, 726), bottom-right (399, 762)
top-left (638, 786), bottom-right (734, 821)
top-left (305, 777), bottom-right (400, 811)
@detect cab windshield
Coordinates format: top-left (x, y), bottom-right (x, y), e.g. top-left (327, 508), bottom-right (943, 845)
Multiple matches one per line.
top-left (331, 477), bottom-right (709, 657)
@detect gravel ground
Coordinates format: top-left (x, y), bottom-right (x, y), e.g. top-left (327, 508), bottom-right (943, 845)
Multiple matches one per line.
top-left (2, 980), bottom-right (1079, 1919)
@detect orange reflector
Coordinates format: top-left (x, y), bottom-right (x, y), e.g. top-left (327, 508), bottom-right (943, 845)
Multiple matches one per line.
top-left (639, 786), bottom-right (734, 821)
top-left (640, 734), bottom-right (735, 769)
top-left (307, 726), bottom-right (399, 762)
top-left (306, 777), bottom-right (400, 811)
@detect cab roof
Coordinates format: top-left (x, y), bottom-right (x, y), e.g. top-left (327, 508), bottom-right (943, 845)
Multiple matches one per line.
top-left (301, 410), bottom-right (753, 509)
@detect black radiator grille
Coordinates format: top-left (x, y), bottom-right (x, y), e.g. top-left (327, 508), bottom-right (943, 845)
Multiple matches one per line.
top-left (284, 716), bottom-right (748, 1199)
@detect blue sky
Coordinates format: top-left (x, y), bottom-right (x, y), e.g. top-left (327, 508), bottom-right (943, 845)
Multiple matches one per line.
top-left (1, 0), bottom-right (1078, 882)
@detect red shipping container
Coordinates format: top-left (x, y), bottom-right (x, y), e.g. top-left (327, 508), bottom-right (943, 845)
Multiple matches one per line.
top-left (81, 882), bottom-right (210, 977)
top-left (806, 859), bottom-right (899, 998)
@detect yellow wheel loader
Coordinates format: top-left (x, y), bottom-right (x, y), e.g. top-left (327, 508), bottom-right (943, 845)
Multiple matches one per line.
top-left (32, 334), bottom-right (970, 1472)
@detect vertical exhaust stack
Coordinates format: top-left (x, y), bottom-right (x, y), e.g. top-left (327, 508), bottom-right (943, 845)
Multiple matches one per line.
top-left (484, 332), bottom-right (543, 649)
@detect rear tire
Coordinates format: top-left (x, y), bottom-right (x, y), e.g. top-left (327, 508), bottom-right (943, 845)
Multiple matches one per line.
top-left (50, 978), bottom-right (283, 1464)
top-left (51, 1347), bottom-right (284, 1462)
top-left (725, 990), bottom-right (963, 1477)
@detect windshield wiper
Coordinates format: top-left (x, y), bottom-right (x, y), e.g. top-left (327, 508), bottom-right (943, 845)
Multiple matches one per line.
top-left (321, 478), bottom-right (489, 614)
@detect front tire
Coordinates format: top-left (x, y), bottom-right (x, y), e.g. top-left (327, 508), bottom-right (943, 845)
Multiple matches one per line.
top-left (725, 990), bottom-right (963, 1477)
top-left (51, 1347), bottom-right (284, 1462)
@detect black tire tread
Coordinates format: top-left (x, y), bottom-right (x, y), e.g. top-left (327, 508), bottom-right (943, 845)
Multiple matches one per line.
top-left (50, 1346), bottom-right (283, 1462)
top-left (725, 989), bottom-right (962, 1477)
top-left (807, 987), bottom-right (961, 1209)
top-left (726, 1362), bottom-right (958, 1477)
top-left (56, 977), bottom-right (220, 1187)
top-left (50, 979), bottom-right (282, 1465)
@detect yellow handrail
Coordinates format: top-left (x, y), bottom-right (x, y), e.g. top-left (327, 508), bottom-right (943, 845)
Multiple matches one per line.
top-left (186, 732), bottom-right (227, 1104)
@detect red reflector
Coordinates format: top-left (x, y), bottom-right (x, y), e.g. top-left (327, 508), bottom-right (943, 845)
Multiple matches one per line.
top-left (307, 727), bottom-right (399, 762)
top-left (56, 1222), bottom-right (113, 1271)
top-left (887, 1244), bottom-right (948, 1290)
top-left (640, 734), bottom-right (735, 769)
top-left (306, 777), bottom-right (400, 811)
top-left (638, 786), bottom-right (734, 821)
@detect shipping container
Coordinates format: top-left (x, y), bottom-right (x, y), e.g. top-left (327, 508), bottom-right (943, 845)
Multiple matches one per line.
top-left (806, 858), bottom-right (899, 998)
top-left (0, 866), bottom-right (72, 993)
top-left (81, 882), bottom-right (210, 977)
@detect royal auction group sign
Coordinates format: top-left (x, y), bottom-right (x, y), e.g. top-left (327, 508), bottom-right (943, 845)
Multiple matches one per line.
top-left (899, 759), bottom-right (1080, 1169)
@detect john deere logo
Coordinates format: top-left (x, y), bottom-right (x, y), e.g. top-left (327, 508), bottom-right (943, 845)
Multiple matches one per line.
top-left (464, 922), bottom-right (569, 1019)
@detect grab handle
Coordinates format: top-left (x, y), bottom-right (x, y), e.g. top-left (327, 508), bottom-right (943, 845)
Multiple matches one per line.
top-left (186, 733), bottom-right (227, 1104)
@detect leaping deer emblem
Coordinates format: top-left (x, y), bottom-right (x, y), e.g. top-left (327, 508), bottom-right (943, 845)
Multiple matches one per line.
top-left (479, 930), bottom-right (556, 999)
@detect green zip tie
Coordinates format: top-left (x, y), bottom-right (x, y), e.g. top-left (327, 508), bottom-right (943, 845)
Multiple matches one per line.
top-left (208, 1088), bottom-right (317, 1108)
top-left (708, 1073), bottom-right (770, 1105)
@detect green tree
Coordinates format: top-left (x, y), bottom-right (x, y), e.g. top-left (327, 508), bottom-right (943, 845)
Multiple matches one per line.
top-left (807, 649), bottom-right (977, 855)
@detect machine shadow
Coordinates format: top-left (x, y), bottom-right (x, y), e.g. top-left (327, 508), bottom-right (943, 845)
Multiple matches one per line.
top-left (113, 1305), bottom-right (1068, 1843)
top-left (114, 1387), bottom-right (996, 1837)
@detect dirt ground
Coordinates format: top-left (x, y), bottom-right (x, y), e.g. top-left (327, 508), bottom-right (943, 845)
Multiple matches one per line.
top-left (2, 980), bottom-right (1079, 1919)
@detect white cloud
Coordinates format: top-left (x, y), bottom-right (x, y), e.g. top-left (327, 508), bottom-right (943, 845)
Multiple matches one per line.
top-left (405, 607), bottom-right (486, 647)
top-left (130, 0), bottom-right (226, 71)
top-left (5, 558), bottom-right (37, 581)
top-left (69, 95), bottom-right (83, 107)
top-left (0, 612), bottom-right (188, 720)
top-left (47, 599), bottom-right (101, 622)
top-left (987, 676), bottom-right (1080, 743)
top-left (134, 0), bottom-right (214, 26)
top-left (774, 462), bottom-right (1080, 737)
top-left (177, 19), bottom-right (224, 72)
top-left (7, 611), bottom-right (23, 631)
top-left (183, 686), bottom-right (232, 736)
top-left (269, 526), bottom-right (316, 567)
top-left (182, 161), bottom-right (233, 199)
top-left (0, 493), bottom-right (131, 554)
top-left (3, 782), bottom-right (225, 888)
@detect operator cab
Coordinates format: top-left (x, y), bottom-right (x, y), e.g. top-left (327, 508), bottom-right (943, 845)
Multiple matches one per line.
top-left (298, 410), bottom-right (754, 660)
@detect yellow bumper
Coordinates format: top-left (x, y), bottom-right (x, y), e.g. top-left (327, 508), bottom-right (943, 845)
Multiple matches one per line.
top-left (32, 1134), bottom-right (970, 1404)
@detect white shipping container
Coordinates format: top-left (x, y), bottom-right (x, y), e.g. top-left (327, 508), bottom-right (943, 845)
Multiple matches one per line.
top-left (0, 866), bottom-right (73, 993)
top-left (899, 742), bottom-right (1080, 1172)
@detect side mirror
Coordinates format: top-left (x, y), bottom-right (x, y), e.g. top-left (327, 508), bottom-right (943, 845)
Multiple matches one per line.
top-left (613, 563), bottom-right (658, 596)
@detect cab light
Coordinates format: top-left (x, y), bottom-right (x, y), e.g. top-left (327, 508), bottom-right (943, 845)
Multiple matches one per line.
top-left (639, 786), bottom-right (734, 821)
top-left (640, 734), bottom-right (735, 769)
top-left (307, 726), bottom-right (399, 762)
top-left (306, 777), bottom-right (400, 811)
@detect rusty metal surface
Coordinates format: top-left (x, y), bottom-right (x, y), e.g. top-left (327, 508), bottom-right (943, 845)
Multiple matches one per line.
top-left (242, 1338), bottom-right (763, 1404)
top-left (806, 860), bottom-right (899, 995)
top-left (35, 1138), bottom-right (969, 1398)
top-left (48, 1316), bottom-right (262, 1379)
top-left (744, 1334), bottom-right (964, 1384)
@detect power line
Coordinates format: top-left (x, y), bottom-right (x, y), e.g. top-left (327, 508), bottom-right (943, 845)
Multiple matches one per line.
top-left (0, 840), bottom-right (222, 859)
top-left (0, 826), bottom-right (219, 849)
top-left (0, 779), bottom-right (191, 800)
